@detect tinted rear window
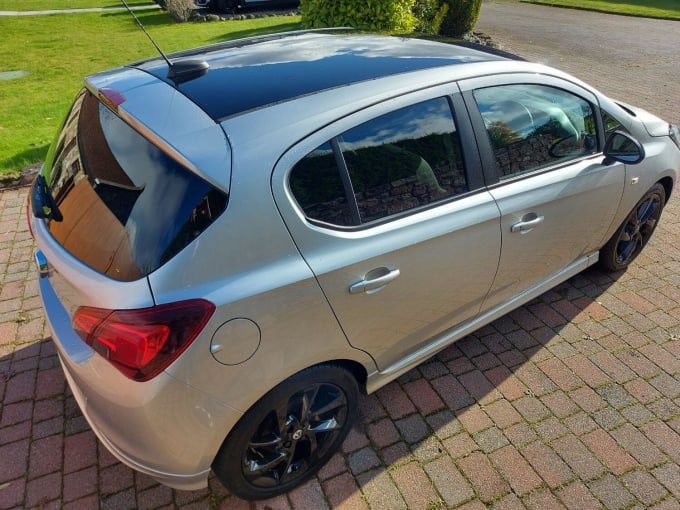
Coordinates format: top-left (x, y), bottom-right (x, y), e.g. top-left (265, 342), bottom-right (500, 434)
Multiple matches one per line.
top-left (40, 89), bottom-right (227, 281)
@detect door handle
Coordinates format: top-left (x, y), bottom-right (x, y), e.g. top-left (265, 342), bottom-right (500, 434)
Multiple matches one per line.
top-left (349, 268), bottom-right (401, 295)
top-left (511, 213), bottom-right (544, 234)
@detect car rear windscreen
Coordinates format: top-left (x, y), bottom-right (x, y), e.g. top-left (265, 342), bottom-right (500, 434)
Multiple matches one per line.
top-left (37, 88), bottom-right (227, 282)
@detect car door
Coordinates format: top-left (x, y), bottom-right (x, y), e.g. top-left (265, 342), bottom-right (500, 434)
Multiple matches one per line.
top-left (459, 75), bottom-right (626, 311)
top-left (272, 89), bottom-right (501, 372)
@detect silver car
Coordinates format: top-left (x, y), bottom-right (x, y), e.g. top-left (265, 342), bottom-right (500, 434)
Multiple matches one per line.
top-left (29, 31), bottom-right (680, 500)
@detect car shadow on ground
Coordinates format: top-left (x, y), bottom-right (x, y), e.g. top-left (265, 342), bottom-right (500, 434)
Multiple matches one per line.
top-left (1, 257), bottom-right (638, 508)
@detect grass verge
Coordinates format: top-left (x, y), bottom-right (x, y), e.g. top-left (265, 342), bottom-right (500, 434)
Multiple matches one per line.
top-left (521, 0), bottom-right (680, 21)
top-left (0, 10), bottom-right (302, 176)
top-left (0, 0), bottom-right (153, 11)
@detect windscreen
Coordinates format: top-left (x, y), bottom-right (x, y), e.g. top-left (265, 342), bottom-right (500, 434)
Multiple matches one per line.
top-left (37, 89), bottom-right (227, 282)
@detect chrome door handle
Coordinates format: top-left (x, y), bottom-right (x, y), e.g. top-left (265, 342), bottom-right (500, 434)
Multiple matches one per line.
top-left (511, 214), bottom-right (544, 234)
top-left (349, 268), bottom-right (401, 295)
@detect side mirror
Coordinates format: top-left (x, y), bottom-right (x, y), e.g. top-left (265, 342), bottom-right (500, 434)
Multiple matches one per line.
top-left (603, 131), bottom-right (645, 165)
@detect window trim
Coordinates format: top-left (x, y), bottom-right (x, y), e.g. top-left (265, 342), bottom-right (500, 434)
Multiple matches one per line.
top-left (458, 73), bottom-right (602, 187)
top-left (285, 93), bottom-right (483, 231)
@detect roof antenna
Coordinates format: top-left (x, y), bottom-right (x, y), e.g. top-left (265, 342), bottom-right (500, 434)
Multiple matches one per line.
top-left (119, 0), bottom-right (209, 84)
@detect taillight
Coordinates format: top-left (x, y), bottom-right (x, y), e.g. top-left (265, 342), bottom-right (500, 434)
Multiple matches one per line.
top-left (72, 299), bottom-right (215, 381)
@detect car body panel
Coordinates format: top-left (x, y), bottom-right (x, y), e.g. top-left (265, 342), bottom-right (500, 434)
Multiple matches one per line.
top-left (29, 33), bottom-right (680, 493)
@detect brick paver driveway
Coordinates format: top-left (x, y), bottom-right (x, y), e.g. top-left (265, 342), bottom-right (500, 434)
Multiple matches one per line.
top-left (2, 3), bottom-right (680, 509)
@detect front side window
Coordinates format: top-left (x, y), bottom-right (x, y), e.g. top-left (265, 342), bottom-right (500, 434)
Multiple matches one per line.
top-left (474, 84), bottom-right (597, 179)
top-left (290, 97), bottom-right (468, 227)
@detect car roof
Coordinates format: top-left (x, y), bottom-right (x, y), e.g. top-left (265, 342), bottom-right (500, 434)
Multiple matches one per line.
top-left (132, 32), bottom-right (511, 121)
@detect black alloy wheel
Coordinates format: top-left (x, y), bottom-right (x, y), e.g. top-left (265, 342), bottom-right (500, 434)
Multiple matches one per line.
top-left (599, 183), bottom-right (665, 272)
top-left (213, 364), bottom-right (358, 500)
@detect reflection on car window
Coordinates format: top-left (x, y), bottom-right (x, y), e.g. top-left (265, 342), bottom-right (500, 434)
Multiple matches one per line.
top-left (601, 109), bottom-right (626, 134)
top-left (290, 97), bottom-right (468, 226)
top-left (474, 84), bottom-right (597, 179)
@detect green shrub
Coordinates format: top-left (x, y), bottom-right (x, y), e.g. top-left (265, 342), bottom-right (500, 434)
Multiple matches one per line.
top-left (438, 0), bottom-right (482, 36)
top-left (411, 0), bottom-right (449, 34)
top-left (300, 0), bottom-right (417, 32)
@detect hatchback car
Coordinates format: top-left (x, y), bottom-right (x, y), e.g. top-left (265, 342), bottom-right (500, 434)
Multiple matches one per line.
top-left (29, 31), bottom-right (680, 500)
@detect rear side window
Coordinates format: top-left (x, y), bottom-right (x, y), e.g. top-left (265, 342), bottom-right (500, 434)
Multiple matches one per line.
top-left (290, 97), bottom-right (468, 227)
top-left (474, 84), bottom-right (597, 179)
top-left (40, 89), bottom-right (227, 281)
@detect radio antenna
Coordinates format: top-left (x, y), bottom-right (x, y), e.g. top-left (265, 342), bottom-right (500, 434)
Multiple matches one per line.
top-left (119, 0), bottom-right (209, 83)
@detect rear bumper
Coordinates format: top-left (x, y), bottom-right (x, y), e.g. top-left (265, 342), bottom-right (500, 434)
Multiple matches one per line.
top-left (36, 252), bottom-right (243, 491)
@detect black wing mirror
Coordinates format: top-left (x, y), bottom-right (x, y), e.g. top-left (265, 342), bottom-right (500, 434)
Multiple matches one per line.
top-left (603, 131), bottom-right (645, 165)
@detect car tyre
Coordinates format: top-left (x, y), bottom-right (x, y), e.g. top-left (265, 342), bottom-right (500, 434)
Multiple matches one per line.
top-left (599, 183), bottom-right (665, 272)
top-left (212, 364), bottom-right (359, 500)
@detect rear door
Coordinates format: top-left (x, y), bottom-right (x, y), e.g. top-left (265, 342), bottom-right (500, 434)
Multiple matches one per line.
top-left (272, 87), bottom-right (501, 371)
top-left (459, 75), bottom-right (625, 311)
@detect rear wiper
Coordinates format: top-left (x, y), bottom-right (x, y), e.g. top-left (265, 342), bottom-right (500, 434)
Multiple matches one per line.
top-left (32, 174), bottom-right (63, 222)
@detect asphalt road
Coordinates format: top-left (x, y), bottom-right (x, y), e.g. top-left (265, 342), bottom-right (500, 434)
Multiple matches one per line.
top-left (476, 0), bottom-right (680, 124)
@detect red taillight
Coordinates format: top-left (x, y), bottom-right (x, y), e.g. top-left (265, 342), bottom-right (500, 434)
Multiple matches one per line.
top-left (72, 299), bottom-right (215, 381)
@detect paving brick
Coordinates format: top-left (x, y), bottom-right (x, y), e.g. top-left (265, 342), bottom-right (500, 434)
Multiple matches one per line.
top-left (254, 494), bottom-right (290, 510)
top-left (430, 374), bottom-right (474, 410)
top-left (540, 390), bottom-right (579, 419)
top-left (642, 420), bottom-right (680, 464)
top-left (458, 451), bottom-right (510, 503)
top-left (288, 478), bottom-right (329, 510)
top-left (534, 416), bottom-right (568, 442)
top-left (391, 462), bottom-right (440, 509)
top-left (582, 428), bottom-right (637, 475)
top-left (515, 363), bottom-right (557, 396)
top-left (100, 463), bottom-right (134, 496)
top-left (425, 409), bottom-right (461, 440)
top-left (63, 467), bottom-right (97, 503)
top-left (568, 386), bottom-right (607, 413)
top-left (0, 439), bottom-right (29, 482)
top-left (25, 471), bottom-right (61, 508)
top-left (552, 434), bottom-right (605, 481)
top-left (512, 395), bottom-right (551, 423)
top-left (35, 366), bottom-right (65, 399)
top-left (521, 440), bottom-right (573, 489)
top-left (616, 349), bottom-right (661, 379)
top-left (503, 422), bottom-right (538, 448)
top-left (649, 373), bottom-right (680, 399)
top-left (0, 476), bottom-right (25, 509)
top-left (321, 473), bottom-right (368, 510)
top-left (556, 480), bottom-right (601, 510)
top-left (588, 473), bottom-right (635, 510)
top-left (523, 488), bottom-right (567, 510)
top-left (401, 378), bottom-right (444, 416)
top-left (597, 383), bottom-right (636, 409)
top-left (375, 382), bottom-right (415, 420)
top-left (457, 404), bottom-right (493, 434)
top-left (652, 463), bottom-right (680, 499)
top-left (424, 456), bottom-right (474, 508)
top-left (484, 399), bottom-right (522, 429)
top-left (410, 435), bottom-right (443, 463)
top-left (380, 441), bottom-right (412, 466)
top-left (367, 418), bottom-right (400, 449)
top-left (490, 493), bottom-right (525, 510)
top-left (395, 414), bottom-right (429, 444)
top-left (484, 366), bottom-right (528, 401)
top-left (348, 447), bottom-right (380, 475)
top-left (64, 431), bottom-right (97, 474)
top-left (4, 369), bottom-right (36, 403)
top-left (625, 378), bottom-right (663, 404)
top-left (341, 426), bottom-right (370, 454)
top-left (621, 469), bottom-right (669, 506)
top-left (355, 468), bottom-right (403, 509)
top-left (0, 400), bottom-right (32, 427)
top-left (458, 369), bottom-right (498, 405)
top-left (473, 426), bottom-right (509, 453)
top-left (442, 432), bottom-right (477, 459)
top-left (490, 445), bottom-right (542, 495)
top-left (29, 434), bottom-right (63, 479)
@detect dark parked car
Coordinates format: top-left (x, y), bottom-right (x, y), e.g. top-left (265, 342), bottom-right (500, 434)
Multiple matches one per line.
top-left (194, 0), bottom-right (299, 13)
top-left (30, 31), bottom-right (680, 500)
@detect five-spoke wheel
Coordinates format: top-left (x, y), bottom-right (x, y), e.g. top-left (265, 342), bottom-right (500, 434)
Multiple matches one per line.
top-left (599, 183), bottom-right (665, 272)
top-left (213, 365), bottom-right (358, 500)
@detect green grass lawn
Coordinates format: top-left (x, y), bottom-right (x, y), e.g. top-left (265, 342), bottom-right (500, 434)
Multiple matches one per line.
top-left (0, 0), bottom-right (152, 10)
top-left (0, 10), bottom-right (302, 176)
top-left (521, 0), bottom-right (680, 20)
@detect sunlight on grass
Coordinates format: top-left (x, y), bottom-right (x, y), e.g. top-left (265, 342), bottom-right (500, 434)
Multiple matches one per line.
top-left (0, 11), bottom-right (302, 175)
top-left (522, 0), bottom-right (680, 20)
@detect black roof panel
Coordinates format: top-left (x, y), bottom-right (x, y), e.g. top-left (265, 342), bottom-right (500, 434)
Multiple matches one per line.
top-left (135, 33), bottom-right (506, 121)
